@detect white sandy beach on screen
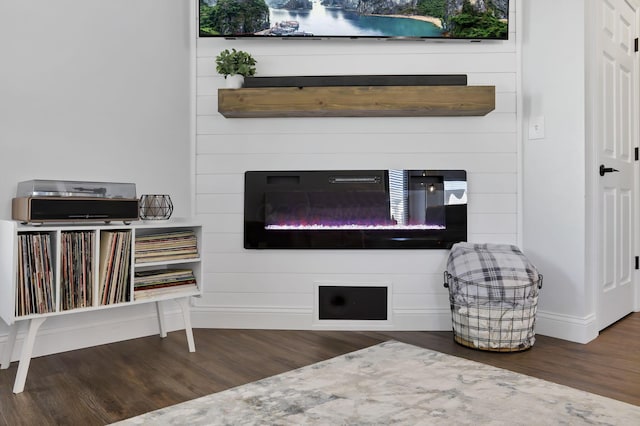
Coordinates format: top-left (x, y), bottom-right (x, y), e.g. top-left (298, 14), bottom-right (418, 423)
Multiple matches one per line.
top-left (373, 14), bottom-right (443, 28)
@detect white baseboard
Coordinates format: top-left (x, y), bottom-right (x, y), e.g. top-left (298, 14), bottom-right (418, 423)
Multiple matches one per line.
top-left (191, 306), bottom-right (313, 329)
top-left (0, 306), bottom-right (601, 362)
top-left (534, 310), bottom-right (598, 344)
top-left (191, 306), bottom-right (453, 331)
top-left (192, 306), bottom-right (600, 344)
top-left (391, 308), bottom-right (453, 331)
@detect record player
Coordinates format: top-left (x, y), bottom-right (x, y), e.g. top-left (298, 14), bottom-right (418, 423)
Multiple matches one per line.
top-left (12, 180), bottom-right (139, 224)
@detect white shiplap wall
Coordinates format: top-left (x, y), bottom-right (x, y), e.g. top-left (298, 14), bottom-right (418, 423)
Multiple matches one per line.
top-left (192, 6), bottom-right (519, 330)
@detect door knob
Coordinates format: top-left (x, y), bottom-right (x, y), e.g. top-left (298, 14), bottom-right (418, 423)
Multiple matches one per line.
top-left (599, 164), bottom-right (619, 176)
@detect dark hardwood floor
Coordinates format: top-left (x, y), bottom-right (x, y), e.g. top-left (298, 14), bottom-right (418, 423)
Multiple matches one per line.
top-left (1, 313), bottom-right (638, 425)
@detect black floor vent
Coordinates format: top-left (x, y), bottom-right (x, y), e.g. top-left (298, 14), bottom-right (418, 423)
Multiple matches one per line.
top-left (318, 286), bottom-right (388, 320)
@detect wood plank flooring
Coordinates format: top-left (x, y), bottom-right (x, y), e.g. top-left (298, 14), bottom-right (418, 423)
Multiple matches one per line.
top-left (1, 313), bottom-right (638, 425)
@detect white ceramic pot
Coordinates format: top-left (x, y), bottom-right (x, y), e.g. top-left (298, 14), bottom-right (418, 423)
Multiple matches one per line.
top-left (226, 74), bottom-right (244, 89)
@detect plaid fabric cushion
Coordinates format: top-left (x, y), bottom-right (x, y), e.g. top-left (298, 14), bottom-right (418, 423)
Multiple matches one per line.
top-left (446, 242), bottom-right (541, 304)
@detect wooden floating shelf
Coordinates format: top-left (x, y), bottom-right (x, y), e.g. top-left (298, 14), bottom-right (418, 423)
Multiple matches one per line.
top-left (218, 85), bottom-right (495, 118)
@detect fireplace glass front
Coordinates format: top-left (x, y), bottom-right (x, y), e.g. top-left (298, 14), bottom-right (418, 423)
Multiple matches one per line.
top-left (244, 170), bottom-right (467, 249)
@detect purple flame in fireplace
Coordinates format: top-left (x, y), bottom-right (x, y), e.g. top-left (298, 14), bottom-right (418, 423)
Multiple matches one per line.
top-left (264, 189), bottom-right (449, 231)
top-left (266, 224), bottom-right (445, 230)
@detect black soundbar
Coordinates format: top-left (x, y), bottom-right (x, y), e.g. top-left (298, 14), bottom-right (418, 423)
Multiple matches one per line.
top-left (242, 74), bottom-right (468, 88)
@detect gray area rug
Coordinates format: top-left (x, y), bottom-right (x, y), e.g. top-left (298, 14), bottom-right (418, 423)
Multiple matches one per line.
top-left (114, 340), bottom-right (640, 425)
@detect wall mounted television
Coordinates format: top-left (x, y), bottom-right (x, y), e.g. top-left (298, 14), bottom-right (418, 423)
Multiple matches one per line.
top-left (199, 0), bottom-right (509, 40)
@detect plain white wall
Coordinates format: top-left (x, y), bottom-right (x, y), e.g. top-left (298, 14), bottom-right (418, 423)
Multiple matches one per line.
top-left (0, 0), bottom-right (193, 356)
top-left (521, 0), bottom-right (593, 341)
top-left (0, 0), bottom-right (192, 217)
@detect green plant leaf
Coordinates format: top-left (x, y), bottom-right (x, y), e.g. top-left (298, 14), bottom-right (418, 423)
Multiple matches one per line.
top-left (215, 48), bottom-right (257, 77)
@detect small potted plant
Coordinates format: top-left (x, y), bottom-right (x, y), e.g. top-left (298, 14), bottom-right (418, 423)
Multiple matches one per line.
top-left (215, 48), bottom-right (257, 89)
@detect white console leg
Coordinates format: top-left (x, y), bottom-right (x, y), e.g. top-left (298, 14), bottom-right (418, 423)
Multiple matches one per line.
top-left (156, 301), bottom-right (167, 338)
top-left (13, 317), bottom-right (46, 393)
top-left (176, 298), bottom-right (195, 352)
top-left (1, 323), bottom-right (19, 369)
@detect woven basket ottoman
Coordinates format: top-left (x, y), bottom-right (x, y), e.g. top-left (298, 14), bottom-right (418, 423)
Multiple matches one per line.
top-left (444, 242), bottom-right (543, 352)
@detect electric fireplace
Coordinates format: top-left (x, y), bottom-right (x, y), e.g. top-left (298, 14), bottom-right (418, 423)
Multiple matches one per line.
top-left (244, 170), bottom-right (467, 249)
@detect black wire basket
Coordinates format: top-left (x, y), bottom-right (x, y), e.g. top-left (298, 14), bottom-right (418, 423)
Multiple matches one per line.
top-left (443, 243), bottom-right (543, 352)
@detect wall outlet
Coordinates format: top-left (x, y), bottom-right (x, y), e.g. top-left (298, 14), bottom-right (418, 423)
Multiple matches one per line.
top-left (528, 116), bottom-right (545, 140)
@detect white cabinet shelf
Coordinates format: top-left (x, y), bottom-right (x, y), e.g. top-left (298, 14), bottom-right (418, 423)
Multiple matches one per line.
top-left (0, 219), bottom-right (203, 393)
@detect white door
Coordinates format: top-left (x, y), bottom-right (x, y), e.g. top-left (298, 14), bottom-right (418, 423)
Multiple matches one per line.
top-left (595, 0), bottom-right (638, 330)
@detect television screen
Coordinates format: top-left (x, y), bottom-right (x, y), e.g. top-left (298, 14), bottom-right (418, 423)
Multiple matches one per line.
top-left (199, 0), bottom-right (509, 40)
